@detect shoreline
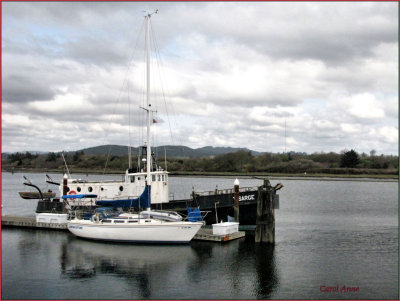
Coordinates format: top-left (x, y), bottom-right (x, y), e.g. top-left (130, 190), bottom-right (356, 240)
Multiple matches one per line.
top-left (3, 168), bottom-right (398, 182)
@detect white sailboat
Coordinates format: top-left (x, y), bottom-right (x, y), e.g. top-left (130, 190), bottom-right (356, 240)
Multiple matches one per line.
top-left (67, 11), bottom-right (203, 243)
top-left (67, 207), bottom-right (202, 243)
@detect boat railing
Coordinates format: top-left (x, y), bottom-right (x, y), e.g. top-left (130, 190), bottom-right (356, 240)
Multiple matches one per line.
top-left (94, 195), bottom-right (138, 201)
top-left (70, 179), bottom-right (125, 184)
top-left (193, 185), bottom-right (258, 197)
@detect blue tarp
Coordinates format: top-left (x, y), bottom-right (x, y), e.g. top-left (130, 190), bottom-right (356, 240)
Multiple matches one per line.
top-left (96, 185), bottom-right (151, 209)
top-left (61, 194), bottom-right (98, 199)
top-left (187, 207), bottom-right (202, 222)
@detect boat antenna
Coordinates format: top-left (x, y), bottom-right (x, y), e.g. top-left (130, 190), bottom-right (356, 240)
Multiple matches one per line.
top-left (284, 119), bottom-right (287, 153)
top-left (61, 151), bottom-right (71, 178)
top-left (164, 146), bottom-right (167, 171)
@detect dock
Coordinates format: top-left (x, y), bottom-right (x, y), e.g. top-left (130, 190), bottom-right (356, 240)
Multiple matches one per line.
top-left (2, 215), bottom-right (245, 242)
top-left (193, 227), bottom-right (245, 242)
top-left (1, 215), bottom-right (67, 230)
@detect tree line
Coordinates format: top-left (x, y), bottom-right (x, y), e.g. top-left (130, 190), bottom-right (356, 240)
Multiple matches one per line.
top-left (3, 149), bottom-right (398, 176)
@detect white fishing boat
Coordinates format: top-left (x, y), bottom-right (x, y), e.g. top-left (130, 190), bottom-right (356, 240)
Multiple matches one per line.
top-left (67, 11), bottom-right (203, 243)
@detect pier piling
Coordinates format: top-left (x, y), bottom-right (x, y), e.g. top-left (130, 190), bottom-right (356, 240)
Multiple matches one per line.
top-left (234, 179), bottom-right (240, 222)
top-left (255, 179), bottom-right (275, 243)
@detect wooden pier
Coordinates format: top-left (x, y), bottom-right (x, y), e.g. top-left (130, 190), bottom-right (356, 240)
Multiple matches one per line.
top-left (1, 215), bottom-right (67, 230)
top-left (193, 227), bottom-right (245, 242)
top-left (2, 216), bottom-right (245, 242)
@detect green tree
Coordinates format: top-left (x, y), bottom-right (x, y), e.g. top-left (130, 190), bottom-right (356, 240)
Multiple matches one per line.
top-left (340, 149), bottom-right (360, 168)
top-left (46, 152), bottom-right (57, 162)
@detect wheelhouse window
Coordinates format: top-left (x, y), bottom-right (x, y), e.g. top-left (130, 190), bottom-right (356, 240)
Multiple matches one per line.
top-left (130, 176), bottom-right (135, 183)
top-left (152, 175), bottom-right (156, 182)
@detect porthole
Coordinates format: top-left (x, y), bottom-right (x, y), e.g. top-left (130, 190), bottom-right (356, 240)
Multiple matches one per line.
top-left (101, 187), bottom-right (104, 191)
top-left (88, 187), bottom-right (93, 192)
top-left (77, 187), bottom-right (81, 192)
top-left (119, 186), bottom-right (124, 192)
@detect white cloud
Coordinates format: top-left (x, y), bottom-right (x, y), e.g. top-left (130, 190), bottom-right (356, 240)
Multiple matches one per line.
top-left (378, 126), bottom-right (398, 144)
top-left (341, 93), bottom-right (386, 120)
top-left (1, 2), bottom-right (398, 155)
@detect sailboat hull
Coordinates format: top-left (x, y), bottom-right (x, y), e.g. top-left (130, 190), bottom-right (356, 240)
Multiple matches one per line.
top-left (67, 220), bottom-right (203, 243)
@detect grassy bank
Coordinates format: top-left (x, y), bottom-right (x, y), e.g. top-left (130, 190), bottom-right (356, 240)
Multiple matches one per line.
top-left (4, 167), bottom-right (398, 180)
top-left (3, 149), bottom-right (398, 180)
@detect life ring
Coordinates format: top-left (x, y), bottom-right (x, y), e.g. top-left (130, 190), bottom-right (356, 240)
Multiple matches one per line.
top-left (68, 190), bottom-right (77, 200)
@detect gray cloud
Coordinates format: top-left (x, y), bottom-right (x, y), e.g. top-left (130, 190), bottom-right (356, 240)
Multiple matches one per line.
top-left (2, 2), bottom-right (398, 155)
top-left (3, 74), bottom-right (56, 103)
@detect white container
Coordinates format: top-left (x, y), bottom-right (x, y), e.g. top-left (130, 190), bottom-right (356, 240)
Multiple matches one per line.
top-left (35, 213), bottom-right (68, 224)
top-left (212, 222), bottom-right (239, 236)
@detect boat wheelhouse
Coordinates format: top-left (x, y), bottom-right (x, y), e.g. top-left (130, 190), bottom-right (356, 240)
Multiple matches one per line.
top-left (61, 168), bottom-right (169, 208)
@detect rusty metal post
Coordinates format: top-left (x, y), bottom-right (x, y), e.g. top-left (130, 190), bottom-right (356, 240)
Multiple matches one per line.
top-left (255, 178), bottom-right (275, 243)
top-left (234, 178), bottom-right (240, 222)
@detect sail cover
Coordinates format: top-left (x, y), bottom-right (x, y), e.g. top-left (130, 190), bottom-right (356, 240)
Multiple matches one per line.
top-left (96, 185), bottom-right (151, 209)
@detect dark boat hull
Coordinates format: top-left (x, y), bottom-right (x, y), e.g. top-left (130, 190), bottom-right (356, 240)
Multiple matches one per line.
top-left (151, 188), bottom-right (265, 225)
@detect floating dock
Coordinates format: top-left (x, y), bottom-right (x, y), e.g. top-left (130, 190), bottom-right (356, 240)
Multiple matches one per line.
top-left (1, 215), bottom-right (245, 242)
top-left (1, 215), bottom-right (67, 230)
top-left (193, 227), bottom-right (245, 242)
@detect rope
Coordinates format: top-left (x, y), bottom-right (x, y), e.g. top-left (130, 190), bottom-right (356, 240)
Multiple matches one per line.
top-left (150, 19), bottom-right (188, 161)
top-left (101, 18), bottom-right (146, 178)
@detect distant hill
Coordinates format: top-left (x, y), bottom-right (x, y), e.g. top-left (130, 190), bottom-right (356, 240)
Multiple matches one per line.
top-left (75, 145), bottom-right (262, 158)
top-left (1, 151), bottom-right (47, 160)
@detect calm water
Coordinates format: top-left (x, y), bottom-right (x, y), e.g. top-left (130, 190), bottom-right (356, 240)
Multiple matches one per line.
top-left (1, 172), bottom-right (398, 299)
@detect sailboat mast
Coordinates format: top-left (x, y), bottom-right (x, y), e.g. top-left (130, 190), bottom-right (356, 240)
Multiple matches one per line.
top-left (145, 13), bottom-right (152, 186)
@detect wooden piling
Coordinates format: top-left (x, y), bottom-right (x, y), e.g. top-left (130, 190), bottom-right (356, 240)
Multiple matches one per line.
top-left (255, 179), bottom-right (275, 243)
top-left (234, 179), bottom-right (240, 222)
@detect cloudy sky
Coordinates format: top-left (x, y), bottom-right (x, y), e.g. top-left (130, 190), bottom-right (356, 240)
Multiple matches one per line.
top-left (2, 2), bottom-right (398, 155)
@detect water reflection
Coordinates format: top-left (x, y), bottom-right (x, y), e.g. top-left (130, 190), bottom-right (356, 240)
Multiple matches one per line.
top-left (254, 244), bottom-right (277, 299)
top-left (58, 235), bottom-right (279, 299)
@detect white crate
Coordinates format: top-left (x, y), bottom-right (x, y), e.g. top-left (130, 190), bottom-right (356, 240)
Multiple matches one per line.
top-left (35, 213), bottom-right (68, 224)
top-left (212, 222), bottom-right (239, 236)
